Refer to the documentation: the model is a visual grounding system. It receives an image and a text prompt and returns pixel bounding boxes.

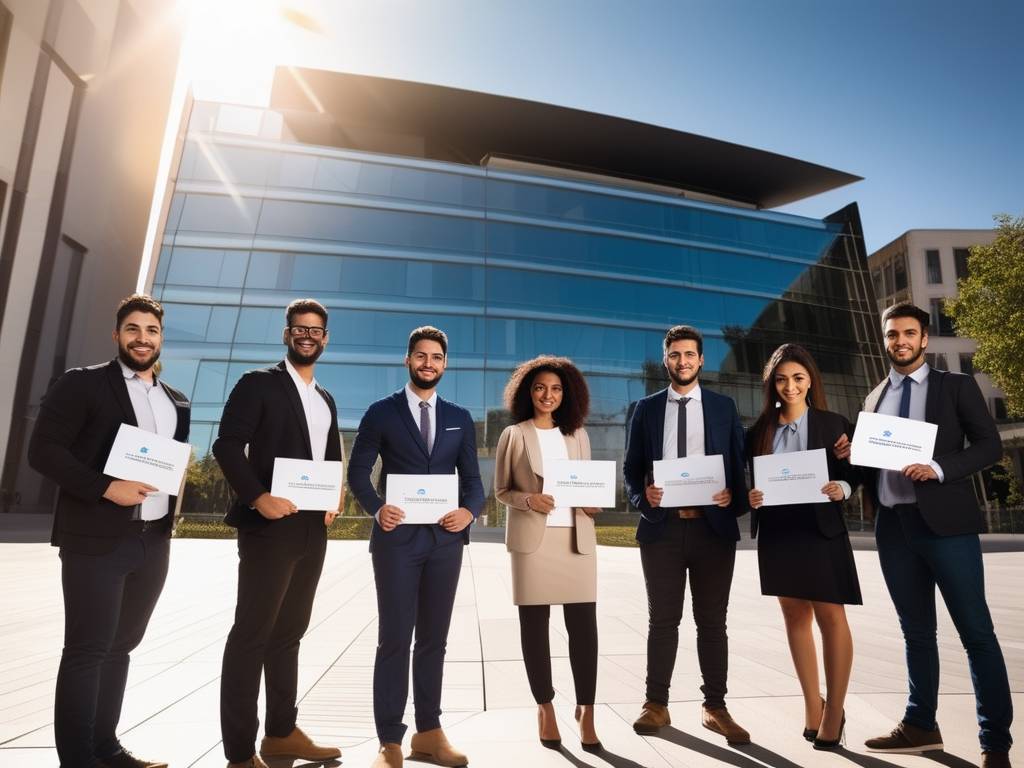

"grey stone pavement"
[0,533,1020,768]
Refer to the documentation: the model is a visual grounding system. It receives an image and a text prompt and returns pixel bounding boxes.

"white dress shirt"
[876,362,944,507]
[662,384,705,460]
[405,383,438,450]
[119,361,177,520]
[284,358,332,462]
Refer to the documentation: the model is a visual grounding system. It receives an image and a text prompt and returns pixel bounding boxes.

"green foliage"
[945,214,1024,416]
[989,456,1024,508]
[181,452,234,517]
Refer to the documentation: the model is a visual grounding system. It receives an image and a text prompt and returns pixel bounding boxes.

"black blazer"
[746,408,858,539]
[213,361,343,529]
[860,368,1001,536]
[28,359,191,554]
[347,389,485,550]
[623,386,747,544]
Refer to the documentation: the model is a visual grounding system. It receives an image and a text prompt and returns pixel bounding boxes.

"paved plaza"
[1,536,1020,768]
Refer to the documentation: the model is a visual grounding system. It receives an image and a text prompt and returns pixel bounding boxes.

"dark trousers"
[876,505,1013,753]
[220,514,328,762]
[519,602,598,705]
[55,524,170,768]
[639,516,736,708]
[372,529,463,744]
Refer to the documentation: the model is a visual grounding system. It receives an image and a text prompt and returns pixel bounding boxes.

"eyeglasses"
[287,325,327,339]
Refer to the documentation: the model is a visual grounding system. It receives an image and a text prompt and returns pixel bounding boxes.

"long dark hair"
[749,344,828,457]
[503,355,589,435]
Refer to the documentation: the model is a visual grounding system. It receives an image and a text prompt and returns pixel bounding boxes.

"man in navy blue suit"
[623,325,750,744]
[348,326,484,768]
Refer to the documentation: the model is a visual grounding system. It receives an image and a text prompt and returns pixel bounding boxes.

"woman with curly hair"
[746,343,862,751]
[494,355,602,753]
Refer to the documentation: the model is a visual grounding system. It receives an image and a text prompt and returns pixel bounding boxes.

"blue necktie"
[779,422,799,453]
[419,401,432,453]
[898,378,912,419]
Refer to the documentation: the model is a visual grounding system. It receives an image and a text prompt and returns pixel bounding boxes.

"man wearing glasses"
[214,299,344,768]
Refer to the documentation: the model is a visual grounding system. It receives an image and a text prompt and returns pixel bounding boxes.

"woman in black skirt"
[747,343,861,751]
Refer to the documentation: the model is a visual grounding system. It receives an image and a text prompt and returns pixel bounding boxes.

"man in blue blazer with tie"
[623,325,750,744]
[348,326,484,768]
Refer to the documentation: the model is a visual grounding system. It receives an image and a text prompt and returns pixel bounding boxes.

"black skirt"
[756,503,862,605]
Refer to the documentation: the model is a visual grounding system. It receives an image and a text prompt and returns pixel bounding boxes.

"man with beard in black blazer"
[838,303,1013,768]
[29,294,190,768]
[213,299,344,768]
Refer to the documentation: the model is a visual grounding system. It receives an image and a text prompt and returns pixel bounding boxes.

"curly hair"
[503,355,590,434]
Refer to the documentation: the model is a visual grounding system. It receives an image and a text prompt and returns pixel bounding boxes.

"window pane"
[959,353,974,376]
[926,249,942,283]
[954,248,970,280]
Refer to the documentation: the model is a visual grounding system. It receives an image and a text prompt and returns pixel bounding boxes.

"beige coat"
[494,420,596,556]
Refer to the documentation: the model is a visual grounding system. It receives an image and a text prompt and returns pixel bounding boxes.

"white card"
[652,454,726,507]
[542,459,617,508]
[103,423,191,495]
[850,411,938,471]
[386,473,459,524]
[754,448,830,506]
[271,458,344,510]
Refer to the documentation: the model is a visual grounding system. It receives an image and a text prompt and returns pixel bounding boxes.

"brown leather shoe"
[226,757,268,768]
[702,706,751,744]
[982,752,1011,768]
[372,743,403,768]
[408,728,468,766]
[633,701,671,734]
[260,725,341,760]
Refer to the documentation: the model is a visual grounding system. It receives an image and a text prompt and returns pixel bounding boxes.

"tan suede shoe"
[372,743,403,768]
[226,756,268,768]
[702,706,751,744]
[408,728,468,767]
[259,726,341,760]
[633,701,671,734]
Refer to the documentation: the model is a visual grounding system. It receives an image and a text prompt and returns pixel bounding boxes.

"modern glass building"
[147,68,884,521]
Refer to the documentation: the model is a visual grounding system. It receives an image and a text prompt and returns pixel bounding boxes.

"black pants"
[639,516,736,708]
[220,514,327,763]
[519,603,598,705]
[55,523,170,768]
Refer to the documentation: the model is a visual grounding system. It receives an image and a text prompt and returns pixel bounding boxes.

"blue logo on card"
[417,488,426,495]
[139,446,149,454]
[680,472,690,478]
[570,474,578,480]
[883,430,893,438]
[300,475,310,481]
[781,468,791,475]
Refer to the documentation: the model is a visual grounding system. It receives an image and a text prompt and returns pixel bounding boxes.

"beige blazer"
[494,420,596,555]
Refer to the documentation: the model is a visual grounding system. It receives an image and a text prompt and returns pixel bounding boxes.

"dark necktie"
[675,397,690,458]
[898,378,912,419]
[419,401,432,453]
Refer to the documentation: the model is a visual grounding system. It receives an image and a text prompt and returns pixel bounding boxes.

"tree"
[945,214,1024,416]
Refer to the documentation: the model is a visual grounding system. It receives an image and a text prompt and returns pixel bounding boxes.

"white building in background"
[869,228,1024,502]
[0,0,184,514]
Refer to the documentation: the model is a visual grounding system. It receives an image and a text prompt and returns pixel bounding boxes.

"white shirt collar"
[889,362,930,387]
[284,357,317,389]
[405,382,438,409]
[118,359,157,386]
[667,383,702,402]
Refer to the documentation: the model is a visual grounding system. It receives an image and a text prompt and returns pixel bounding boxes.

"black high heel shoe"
[803,697,825,741]
[538,705,561,750]
[575,705,603,753]
[812,712,846,751]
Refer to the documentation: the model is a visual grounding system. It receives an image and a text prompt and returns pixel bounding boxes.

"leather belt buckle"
[677,508,703,519]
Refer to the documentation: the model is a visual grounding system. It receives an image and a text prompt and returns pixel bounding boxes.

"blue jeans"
[876,504,1013,753]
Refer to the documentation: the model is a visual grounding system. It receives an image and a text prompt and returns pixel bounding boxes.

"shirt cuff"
[929,460,945,483]
[837,480,852,500]
[375,507,383,523]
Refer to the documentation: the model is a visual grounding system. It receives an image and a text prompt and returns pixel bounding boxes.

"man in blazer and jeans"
[623,324,750,744]
[844,303,1012,768]
[348,326,484,768]
[29,294,190,768]
[214,299,343,768]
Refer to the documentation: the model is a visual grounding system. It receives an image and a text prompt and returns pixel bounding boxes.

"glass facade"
[150,101,884,520]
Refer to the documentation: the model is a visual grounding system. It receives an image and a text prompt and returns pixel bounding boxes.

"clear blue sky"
[193,0,1024,253]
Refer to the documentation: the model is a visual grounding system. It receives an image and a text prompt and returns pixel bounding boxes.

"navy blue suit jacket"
[348,389,485,550]
[623,386,747,544]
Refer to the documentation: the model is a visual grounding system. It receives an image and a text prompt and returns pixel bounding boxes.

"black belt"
[880,503,919,513]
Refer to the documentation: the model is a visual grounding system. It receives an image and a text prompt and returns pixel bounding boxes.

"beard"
[118,342,160,372]
[287,339,324,366]
[886,344,924,368]
[408,364,443,391]
[667,364,700,388]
